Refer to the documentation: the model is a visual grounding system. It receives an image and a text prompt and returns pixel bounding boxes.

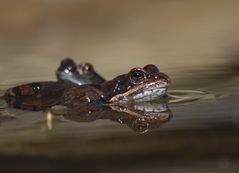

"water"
[1,0,239,172]
[0,64,239,173]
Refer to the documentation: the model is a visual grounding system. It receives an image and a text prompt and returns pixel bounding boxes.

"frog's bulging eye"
[59,58,77,73]
[129,68,147,84]
[144,64,159,74]
[84,64,93,72]
[132,118,149,133]
[79,63,94,75]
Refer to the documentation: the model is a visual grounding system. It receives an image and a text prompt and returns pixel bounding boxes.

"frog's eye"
[84,63,93,72]
[144,64,159,74]
[59,58,77,73]
[132,118,149,133]
[79,63,94,74]
[129,68,147,84]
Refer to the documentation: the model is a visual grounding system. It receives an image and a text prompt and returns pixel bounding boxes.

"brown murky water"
[1,1,239,172]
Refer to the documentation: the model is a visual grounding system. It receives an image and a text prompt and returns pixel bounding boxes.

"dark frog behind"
[1,63,170,111]
[56,58,105,85]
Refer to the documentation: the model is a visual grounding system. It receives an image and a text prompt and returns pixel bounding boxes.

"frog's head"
[56,58,86,85]
[56,58,105,85]
[102,64,170,103]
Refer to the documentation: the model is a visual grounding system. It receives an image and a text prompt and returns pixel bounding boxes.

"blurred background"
[1,1,239,172]
[1,0,239,81]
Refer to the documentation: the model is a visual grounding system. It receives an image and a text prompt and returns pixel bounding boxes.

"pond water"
[0,64,239,173]
[1,0,239,172]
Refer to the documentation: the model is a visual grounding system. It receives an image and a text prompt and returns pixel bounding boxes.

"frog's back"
[2,81,104,111]
[3,81,74,111]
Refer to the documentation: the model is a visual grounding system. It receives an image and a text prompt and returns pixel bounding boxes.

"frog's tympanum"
[56,58,105,85]
[2,63,170,111]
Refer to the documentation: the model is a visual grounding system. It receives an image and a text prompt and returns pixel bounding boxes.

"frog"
[1,63,170,111]
[51,101,172,133]
[56,58,105,85]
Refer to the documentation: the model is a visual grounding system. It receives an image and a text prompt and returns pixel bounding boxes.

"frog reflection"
[51,101,172,133]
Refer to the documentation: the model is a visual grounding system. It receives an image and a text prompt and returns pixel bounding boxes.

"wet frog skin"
[2,64,170,111]
[56,58,105,85]
[101,64,170,103]
[3,82,73,110]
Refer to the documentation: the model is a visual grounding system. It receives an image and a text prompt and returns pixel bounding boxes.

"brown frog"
[1,64,170,111]
[51,101,172,133]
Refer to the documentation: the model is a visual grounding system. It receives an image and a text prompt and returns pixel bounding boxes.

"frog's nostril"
[163,79,170,84]
[153,74,169,83]
[158,73,170,84]
[165,77,171,83]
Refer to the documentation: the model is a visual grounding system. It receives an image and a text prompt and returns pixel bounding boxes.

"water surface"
[0,65,238,173]
[1,0,239,172]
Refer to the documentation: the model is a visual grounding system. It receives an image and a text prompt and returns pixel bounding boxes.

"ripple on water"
[168,89,216,104]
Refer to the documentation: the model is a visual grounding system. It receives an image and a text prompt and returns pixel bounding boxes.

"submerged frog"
[1,64,170,111]
[56,58,105,85]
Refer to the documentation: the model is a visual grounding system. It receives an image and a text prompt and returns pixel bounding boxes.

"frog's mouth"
[132,102,169,116]
[111,101,170,117]
[109,80,169,103]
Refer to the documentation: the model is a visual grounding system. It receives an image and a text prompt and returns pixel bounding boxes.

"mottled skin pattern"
[0,59,172,132]
[3,82,72,111]
[1,63,170,111]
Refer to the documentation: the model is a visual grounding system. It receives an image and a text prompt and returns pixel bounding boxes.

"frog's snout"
[152,72,170,86]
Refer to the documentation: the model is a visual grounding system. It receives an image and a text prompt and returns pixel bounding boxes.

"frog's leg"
[61,85,106,109]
